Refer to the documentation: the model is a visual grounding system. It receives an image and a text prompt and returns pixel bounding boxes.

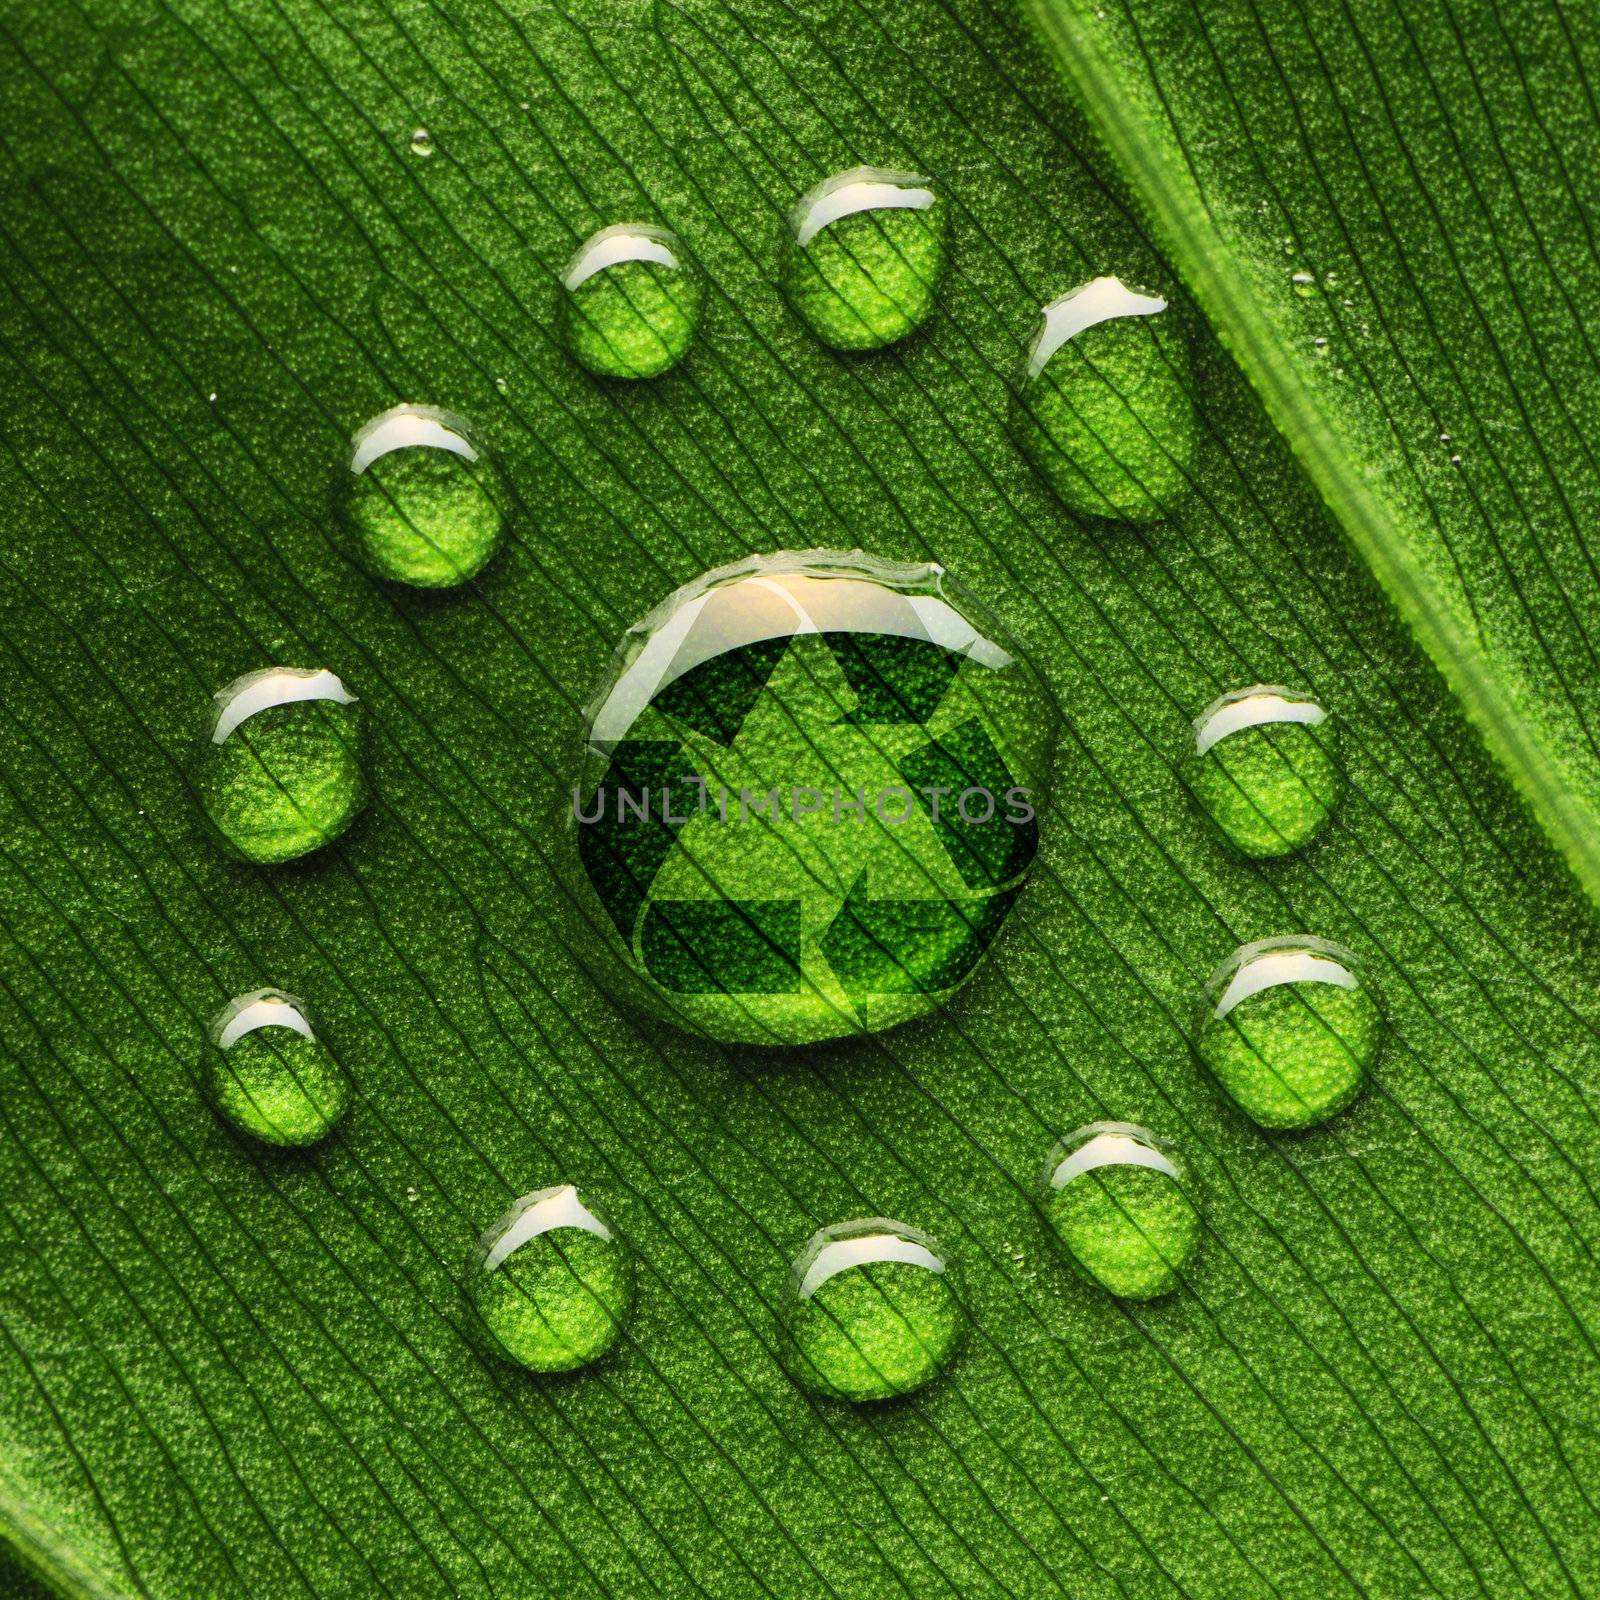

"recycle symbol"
[576,630,1038,1020]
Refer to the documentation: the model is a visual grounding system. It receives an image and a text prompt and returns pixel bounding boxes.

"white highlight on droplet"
[1027,275,1167,379]
[211,987,315,1051]
[563,224,681,291]
[1212,939,1358,1019]
[796,1219,945,1300]
[586,550,1012,751]
[1049,1123,1178,1189]
[482,1184,613,1271]
[791,166,935,249]
[209,667,356,746]
[349,404,478,475]
[1193,685,1326,757]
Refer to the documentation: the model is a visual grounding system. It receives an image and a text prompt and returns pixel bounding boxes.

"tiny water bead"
[345,404,508,588]
[1011,275,1198,523]
[206,989,347,1147]
[567,548,1055,1045]
[469,1186,635,1374]
[409,127,434,158]
[785,1219,962,1403]
[1182,685,1340,859]
[782,167,949,352]
[1039,1123,1199,1301]
[196,667,367,864]
[1196,936,1383,1130]
[558,224,704,380]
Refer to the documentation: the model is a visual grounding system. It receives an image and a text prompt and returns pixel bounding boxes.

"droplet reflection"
[558,223,703,380]
[1011,274,1197,523]
[782,167,948,351]
[207,988,347,1147]
[1183,684,1340,858]
[785,1218,962,1402]
[468,1185,635,1373]
[1195,936,1382,1129]
[196,667,367,864]
[1039,1122,1198,1300]
[345,404,508,588]
[567,548,1055,1045]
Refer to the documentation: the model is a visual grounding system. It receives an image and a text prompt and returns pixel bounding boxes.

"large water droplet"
[207,988,347,1147]
[345,404,508,588]
[1011,275,1197,523]
[1183,684,1339,858]
[1039,1122,1198,1300]
[785,1218,962,1402]
[558,223,704,380]
[782,167,949,352]
[468,1185,635,1373]
[196,667,367,864]
[566,549,1055,1045]
[1195,936,1382,1129]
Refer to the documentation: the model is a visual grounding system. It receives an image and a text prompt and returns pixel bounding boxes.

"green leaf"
[1022,0,1600,907]
[2,0,1599,1596]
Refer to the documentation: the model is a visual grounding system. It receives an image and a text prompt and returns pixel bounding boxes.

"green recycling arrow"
[818,871,1020,1000]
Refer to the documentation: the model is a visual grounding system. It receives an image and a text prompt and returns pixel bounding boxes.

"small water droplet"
[494,376,508,393]
[345,404,508,588]
[1439,431,1452,445]
[782,166,948,352]
[1291,270,1315,295]
[785,1218,962,1402]
[1182,684,1339,858]
[1450,453,1463,467]
[558,223,703,379]
[1039,1122,1199,1299]
[1011,275,1197,523]
[207,989,347,1146]
[1312,337,1329,355]
[469,1185,635,1373]
[1195,936,1383,1129]
[410,127,434,158]
[567,549,1054,1044]
[196,668,366,864]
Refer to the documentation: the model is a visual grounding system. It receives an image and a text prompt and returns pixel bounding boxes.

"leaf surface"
[1024,0,1600,902]
[1,1,1599,1597]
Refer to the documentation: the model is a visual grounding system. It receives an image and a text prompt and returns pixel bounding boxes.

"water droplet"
[1011,276,1197,523]
[781,166,949,352]
[558,223,704,380]
[1195,936,1382,1129]
[785,1218,962,1402]
[1182,684,1339,858]
[410,127,434,158]
[567,549,1055,1045]
[1039,1122,1199,1300]
[207,989,347,1146]
[1312,336,1329,355]
[494,376,508,393]
[195,667,367,864]
[468,1185,635,1373]
[1291,270,1315,293]
[345,404,508,588]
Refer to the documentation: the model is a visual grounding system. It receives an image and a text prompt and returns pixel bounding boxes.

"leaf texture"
[1023,0,1600,905]
[1,0,1599,1596]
